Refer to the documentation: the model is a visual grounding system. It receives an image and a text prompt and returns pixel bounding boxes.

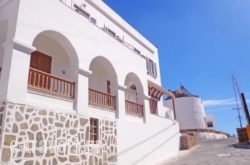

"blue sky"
[104,0,250,135]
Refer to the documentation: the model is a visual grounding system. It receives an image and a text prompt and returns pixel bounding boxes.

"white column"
[143,97,151,123]
[76,69,92,116]
[117,85,126,119]
[0,41,14,101]
[5,40,35,103]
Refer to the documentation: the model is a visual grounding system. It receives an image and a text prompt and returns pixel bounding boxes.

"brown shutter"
[30,51,52,74]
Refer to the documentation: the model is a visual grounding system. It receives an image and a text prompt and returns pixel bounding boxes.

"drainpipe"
[240,93,250,125]
[172,97,177,120]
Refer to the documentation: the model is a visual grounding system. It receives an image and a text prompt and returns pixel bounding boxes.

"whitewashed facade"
[0,0,180,164]
[165,96,207,130]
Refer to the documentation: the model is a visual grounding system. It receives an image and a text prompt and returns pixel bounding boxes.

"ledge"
[13,39,36,54]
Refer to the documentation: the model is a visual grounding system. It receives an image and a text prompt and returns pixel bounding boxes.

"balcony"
[125,100,143,117]
[89,88,116,110]
[28,68,75,99]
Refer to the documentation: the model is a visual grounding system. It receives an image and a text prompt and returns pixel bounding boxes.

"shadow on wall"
[118,123,180,165]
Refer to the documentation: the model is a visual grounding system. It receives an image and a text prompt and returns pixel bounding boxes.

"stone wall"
[180,134,197,150]
[0,102,117,165]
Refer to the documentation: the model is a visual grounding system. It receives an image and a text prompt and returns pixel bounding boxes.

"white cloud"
[203,97,250,107]
[203,98,237,107]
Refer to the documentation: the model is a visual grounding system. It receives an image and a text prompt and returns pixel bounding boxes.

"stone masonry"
[0,102,117,165]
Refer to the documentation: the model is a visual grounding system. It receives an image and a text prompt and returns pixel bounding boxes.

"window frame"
[146,58,157,78]
[90,118,99,144]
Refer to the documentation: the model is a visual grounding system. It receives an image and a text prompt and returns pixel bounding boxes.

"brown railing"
[89,88,116,110]
[28,68,75,98]
[125,100,143,117]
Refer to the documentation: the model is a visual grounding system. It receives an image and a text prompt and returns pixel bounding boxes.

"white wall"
[165,97,207,130]
[197,132,228,142]
[117,116,180,165]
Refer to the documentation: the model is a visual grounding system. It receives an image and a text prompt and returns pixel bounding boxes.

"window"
[149,98,158,115]
[133,47,141,55]
[207,121,214,128]
[146,58,157,78]
[107,28,116,37]
[90,118,99,143]
[74,4,90,19]
[116,36,123,43]
[90,17,96,24]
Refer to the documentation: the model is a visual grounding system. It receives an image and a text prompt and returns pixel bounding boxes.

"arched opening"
[28,30,79,99]
[89,56,118,110]
[124,73,144,117]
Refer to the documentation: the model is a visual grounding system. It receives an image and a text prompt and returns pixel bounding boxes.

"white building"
[0,0,180,164]
[164,85,228,141]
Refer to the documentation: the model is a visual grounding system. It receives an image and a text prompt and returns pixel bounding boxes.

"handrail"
[125,100,143,117]
[89,88,116,110]
[28,68,75,99]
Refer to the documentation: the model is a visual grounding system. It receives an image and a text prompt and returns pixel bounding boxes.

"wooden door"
[30,51,52,73]
[30,51,52,90]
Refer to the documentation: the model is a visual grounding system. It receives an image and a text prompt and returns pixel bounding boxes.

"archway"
[29,30,79,98]
[124,72,144,117]
[89,56,118,110]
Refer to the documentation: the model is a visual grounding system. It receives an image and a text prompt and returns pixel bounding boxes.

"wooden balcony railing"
[125,100,144,117]
[89,88,116,110]
[28,68,75,98]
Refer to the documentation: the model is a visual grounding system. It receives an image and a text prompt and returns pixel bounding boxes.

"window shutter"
[146,58,150,74]
[153,62,157,78]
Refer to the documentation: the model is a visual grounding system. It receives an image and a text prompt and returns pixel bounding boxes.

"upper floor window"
[107,28,116,37]
[146,58,157,78]
[90,17,97,24]
[74,4,90,19]
[133,47,141,55]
